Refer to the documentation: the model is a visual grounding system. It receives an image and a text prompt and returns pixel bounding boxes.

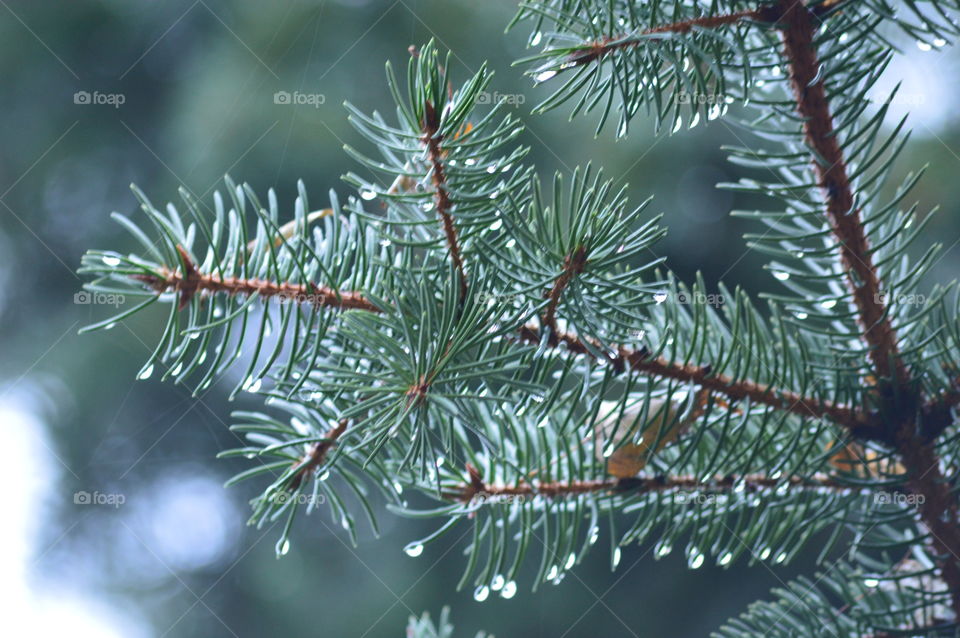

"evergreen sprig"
[77,0,960,633]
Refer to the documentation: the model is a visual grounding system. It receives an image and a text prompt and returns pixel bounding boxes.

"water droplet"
[773,271,790,281]
[612,547,622,568]
[565,552,576,570]
[213,306,223,318]
[277,539,290,556]
[505,239,516,249]
[500,580,517,599]
[531,32,542,46]
[404,542,424,557]
[319,470,330,481]
[380,239,392,247]
[420,201,435,212]
[688,112,700,129]
[535,70,557,83]
[103,322,117,331]
[246,378,262,393]
[718,552,733,566]
[617,120,628,138]
[820,299,837,309]
[839,33,849,43]
[759,546,772,560]
[170,362,183,376]
[102,255,121,267]
[588,527,599,545]
[864,577,880,588]
[137,364,154,380]
[360,189,377,201]
[934,38,947,48]
[491,574,505,591]
[474,585,490,602]
[775,552,787,564]
[688,551,705,569]
[489,219,503,231]
[546,565,559,580]
[486,165,497,174]
[708,104,721,120]
[655,540,673,558]
[393,481,403,494]
[671,116,683,134]
[917,40,932,51]
[653,292,668,304]
[795,312,808,320]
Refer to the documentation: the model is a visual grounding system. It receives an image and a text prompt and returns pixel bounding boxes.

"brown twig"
[777,0,906,388]
[287,419,349,492]
[133,245,379,313]
[444,465,850,503]
[563,7,775,67]
[421,100,469,301]
[542,245,588,337]
[516,324,867,429]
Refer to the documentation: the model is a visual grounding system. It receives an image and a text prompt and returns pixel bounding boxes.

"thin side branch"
[422,100,469,301]
[542,244,588,337]
[563,7,776,67]
[517,324,867,429]
[133,245,379,313]
[288,419,349,492]
[444,463,850,503]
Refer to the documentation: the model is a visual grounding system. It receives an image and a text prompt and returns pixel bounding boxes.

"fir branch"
[542,244,588,337]
[516,324,866,428]
[126,254,863,431]
[444,463,850,503]
[563,6,776,68]
[125,249,863,431]
[287,419,348,492]
[421,100,469,302]
[133,245,379,313]
[773,0,959,615]
[776,0,907,387]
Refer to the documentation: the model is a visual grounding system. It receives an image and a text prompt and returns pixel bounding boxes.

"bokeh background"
[2,1,959,636]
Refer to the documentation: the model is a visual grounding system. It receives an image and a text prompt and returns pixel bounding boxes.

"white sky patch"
[869,44,959,136]
[0,391,147,638]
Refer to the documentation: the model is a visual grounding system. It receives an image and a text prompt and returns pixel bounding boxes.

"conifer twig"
[421,100,469,301]
[444,464,851,503]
